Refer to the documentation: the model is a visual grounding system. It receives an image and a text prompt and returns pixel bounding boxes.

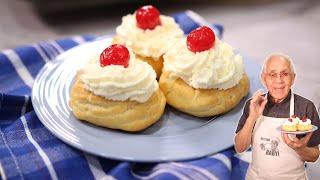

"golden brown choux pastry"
[159,72,249,117]
[69,77,166,132]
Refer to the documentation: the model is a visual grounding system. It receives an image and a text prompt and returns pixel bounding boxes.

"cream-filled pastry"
[282,115,313,132]
[69,44,166,132]
[159,26,249,117]
[113,5,184,78]
[297,116,312,131]
[282,117,298,132]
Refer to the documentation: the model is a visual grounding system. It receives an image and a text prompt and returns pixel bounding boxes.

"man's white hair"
[262,53,296,74]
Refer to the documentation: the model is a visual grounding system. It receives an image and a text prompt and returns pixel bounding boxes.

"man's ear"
[261,73,267,87]
[291,73,296,84]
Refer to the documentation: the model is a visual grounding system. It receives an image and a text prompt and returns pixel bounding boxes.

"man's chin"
[270,91,288,102]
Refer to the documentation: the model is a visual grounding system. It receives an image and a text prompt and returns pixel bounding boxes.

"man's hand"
[235,90,268,153]
[248,90,268,121]
[281,132,312,151]
[281,132,320,162]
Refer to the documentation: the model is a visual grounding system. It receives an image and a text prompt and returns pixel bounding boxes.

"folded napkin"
[0,11,249,180]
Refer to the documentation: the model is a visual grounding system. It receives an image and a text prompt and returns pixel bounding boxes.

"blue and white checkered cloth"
[0,11,250,180]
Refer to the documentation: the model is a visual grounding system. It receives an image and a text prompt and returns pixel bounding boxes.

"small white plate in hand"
[277,125,318,134]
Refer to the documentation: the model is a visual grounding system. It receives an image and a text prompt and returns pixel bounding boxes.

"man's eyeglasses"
[265,72,292,80]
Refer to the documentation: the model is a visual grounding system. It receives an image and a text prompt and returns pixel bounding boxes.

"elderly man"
[234,54,320,180]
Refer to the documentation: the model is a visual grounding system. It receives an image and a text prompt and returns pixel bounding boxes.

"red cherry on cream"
[301,116,307,122]
[135,5,161,30]
[288,118,293,122]
[100,44,130,68]
[187,26,215,53]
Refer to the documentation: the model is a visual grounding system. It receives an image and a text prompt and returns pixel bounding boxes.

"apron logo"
[259,137,280,156]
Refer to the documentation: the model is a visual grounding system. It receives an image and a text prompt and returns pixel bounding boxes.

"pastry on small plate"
[282,117,298,132]
[159,26,249,117]
[113,5,184,78]
[69,44,166,132]
[297,116,312,131]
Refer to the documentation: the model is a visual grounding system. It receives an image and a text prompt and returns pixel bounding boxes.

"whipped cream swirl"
[283,119,297,126]
[292,117,301,124]
[298,118,311,125]
[115,14,184,59]
[163,38,245,90]
[79,50,158,103]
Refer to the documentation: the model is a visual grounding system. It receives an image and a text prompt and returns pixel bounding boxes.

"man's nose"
[274,75,284,83]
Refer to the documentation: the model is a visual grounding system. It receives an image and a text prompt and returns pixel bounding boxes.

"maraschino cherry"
[187,26,215,53]
[136,5,161,30]
[100,44,130,68]
[301,116,307,122]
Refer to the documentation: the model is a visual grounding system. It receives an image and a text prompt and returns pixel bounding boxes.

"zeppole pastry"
[112,5,184,78]
[282,117,298,132]
[69,44,166,132]
[297,116,312,131]
[282,115,312,132]
[159,26,249,117]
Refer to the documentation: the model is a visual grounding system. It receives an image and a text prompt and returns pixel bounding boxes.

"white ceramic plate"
[278,125,318,135]
[32,38,263,162]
